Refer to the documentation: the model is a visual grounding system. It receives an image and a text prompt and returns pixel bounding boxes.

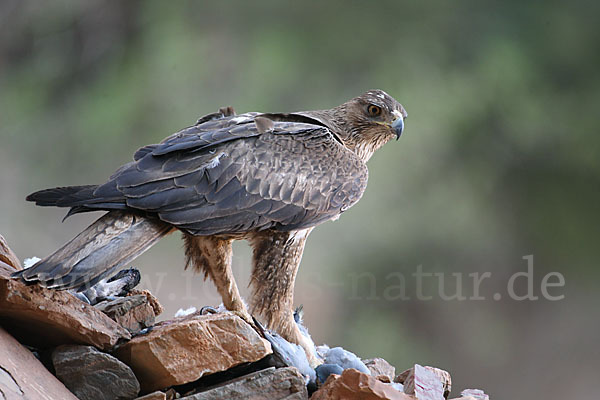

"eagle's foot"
[269,311,323,368]
[301,336,323,369]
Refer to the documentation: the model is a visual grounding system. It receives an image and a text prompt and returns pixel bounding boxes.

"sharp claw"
[199,305,218,315]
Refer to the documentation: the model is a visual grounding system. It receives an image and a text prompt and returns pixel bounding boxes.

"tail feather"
[13,211,174,291]
[27,185,127,219]
[26,185,100,206]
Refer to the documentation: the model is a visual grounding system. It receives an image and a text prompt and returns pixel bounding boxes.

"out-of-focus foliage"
[1,1,598,398]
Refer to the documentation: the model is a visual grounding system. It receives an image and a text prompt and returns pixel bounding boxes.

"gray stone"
[52,344,140,400]
[181,367,308,400]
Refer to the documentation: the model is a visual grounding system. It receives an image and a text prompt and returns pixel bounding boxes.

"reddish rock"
[0,235,20,270]
[0,326,78,400]
[376,375,392,383]
[114,311,272,393]
[129,289,164,316]
[364,358,396,382]
[181,367,307,399]
[311,368,412,400]
[95,295,156,334]
[0,261,16,275]
[0,264,130,351]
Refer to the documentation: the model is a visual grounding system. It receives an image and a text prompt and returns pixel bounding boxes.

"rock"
[311,368,412,400]
[181,367,307,399]
[450,396,488,400]
[427,367,451,398]
[130,289,164,316]
[0,326,78,400]
[459,389,489,400]
[364,358,396,382]
[114,311,272,393]
[95,295,156,334]
[0,262,17,277]
[0,235,20,270]
[396,364,448,400]
[0,265,131,350]
[52,345,140,400]
[136,392,167,400]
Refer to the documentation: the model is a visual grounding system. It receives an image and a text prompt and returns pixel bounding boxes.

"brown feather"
[20,91,407,367]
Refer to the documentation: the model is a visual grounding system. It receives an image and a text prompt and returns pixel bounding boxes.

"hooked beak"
[391,110,405,140]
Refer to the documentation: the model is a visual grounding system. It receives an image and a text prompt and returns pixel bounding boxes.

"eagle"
[14,90,407,366]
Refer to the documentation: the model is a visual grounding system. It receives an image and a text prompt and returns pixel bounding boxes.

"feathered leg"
[183,234,251,322]
[248,228,320,366]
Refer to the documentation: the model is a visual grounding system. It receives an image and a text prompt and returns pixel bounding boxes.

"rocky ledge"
[0,235,489,400]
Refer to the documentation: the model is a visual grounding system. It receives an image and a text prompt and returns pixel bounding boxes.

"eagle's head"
[292,89,406,162]
[331,89,407,161]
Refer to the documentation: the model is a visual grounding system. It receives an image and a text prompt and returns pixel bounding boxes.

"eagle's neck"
[299,109,392,163]
[348,134,393,162]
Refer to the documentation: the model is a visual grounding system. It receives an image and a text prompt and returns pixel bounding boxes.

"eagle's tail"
[26,185,99,207]
[26,185,128,219]
[12,211,174,291]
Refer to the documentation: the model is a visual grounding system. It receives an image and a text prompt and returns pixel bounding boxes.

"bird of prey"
[14,90,407,365]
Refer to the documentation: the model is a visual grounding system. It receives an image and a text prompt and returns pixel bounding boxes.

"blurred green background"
[1,1,598,398]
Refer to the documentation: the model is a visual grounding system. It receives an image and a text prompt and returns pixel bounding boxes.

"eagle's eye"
[367,104,382,117]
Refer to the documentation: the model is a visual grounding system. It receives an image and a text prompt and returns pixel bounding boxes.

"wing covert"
[99,115,368,235]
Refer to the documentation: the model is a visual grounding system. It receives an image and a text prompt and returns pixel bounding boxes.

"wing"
[92,113,368,235]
